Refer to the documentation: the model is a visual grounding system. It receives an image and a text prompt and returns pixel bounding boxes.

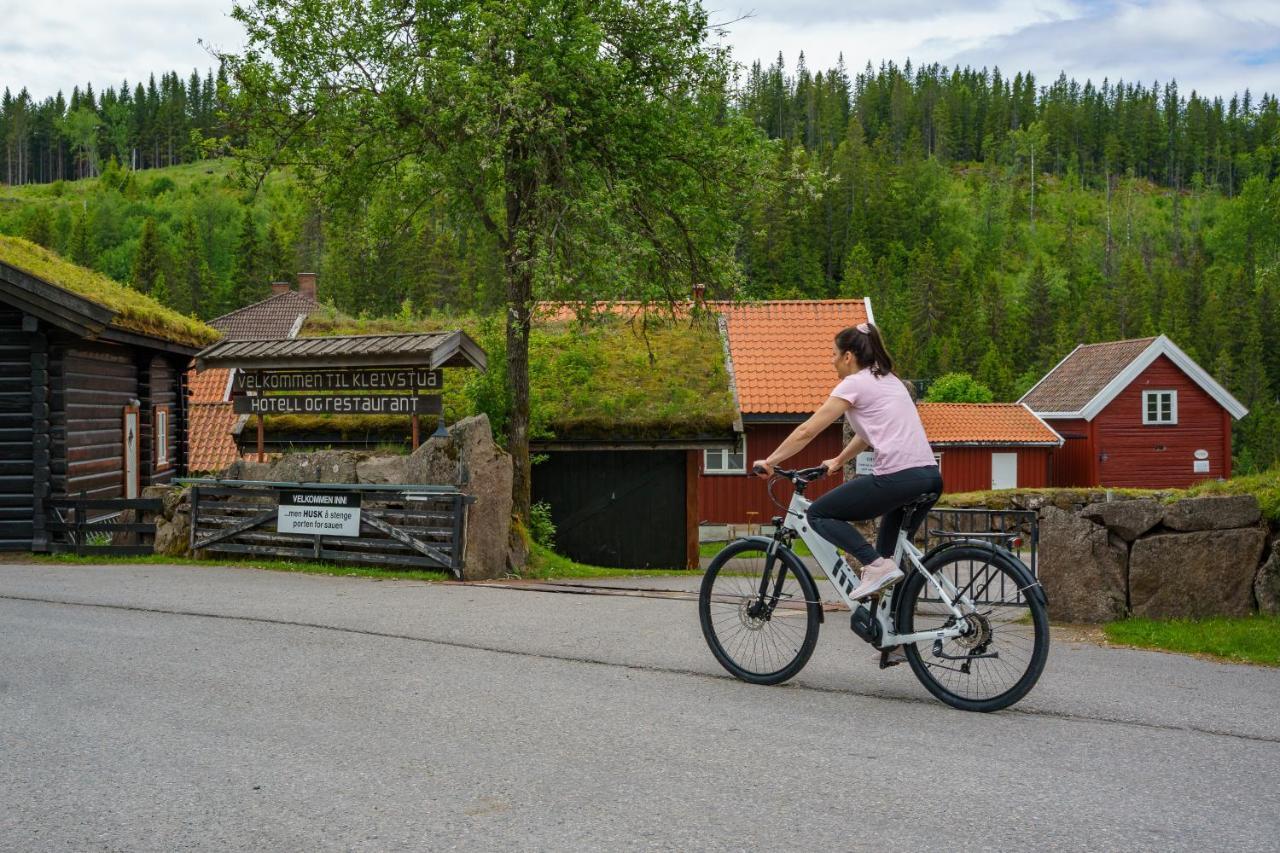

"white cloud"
[1,0,1276,103]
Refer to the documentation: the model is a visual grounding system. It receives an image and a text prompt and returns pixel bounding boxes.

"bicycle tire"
[698,539,822,685]
[896,544,1049,712]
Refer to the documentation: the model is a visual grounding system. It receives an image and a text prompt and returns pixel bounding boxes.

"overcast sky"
[2,1,1278,103]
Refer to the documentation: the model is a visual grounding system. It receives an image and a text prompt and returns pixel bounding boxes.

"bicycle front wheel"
[896,545,1049,712]
[698,539,821,685]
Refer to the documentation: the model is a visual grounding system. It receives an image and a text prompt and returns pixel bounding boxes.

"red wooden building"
[917,403,1063,493]
[1020,335,1247,489]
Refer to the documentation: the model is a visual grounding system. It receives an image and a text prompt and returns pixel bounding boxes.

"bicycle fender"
[723,536,825,624]
[920,540,1047,608]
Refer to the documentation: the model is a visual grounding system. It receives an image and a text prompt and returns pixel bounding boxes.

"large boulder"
[153,510,191,557]
[1162,495,1261,532]
[1129,527,1267,618]
[1036,505,1128,623]
[1080,499,1164,542]
[356,455,409,485]
[267,450,360,484]
[221,459,274,480]
[1255,539,1280,616]
[406,415,514,581]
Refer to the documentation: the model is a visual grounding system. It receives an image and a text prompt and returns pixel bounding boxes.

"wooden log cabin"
[0,236,219,551]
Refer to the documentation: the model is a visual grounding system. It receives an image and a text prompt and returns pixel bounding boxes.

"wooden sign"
[277,490,362,537]
[235,368,442,393]
[234,394,443,416]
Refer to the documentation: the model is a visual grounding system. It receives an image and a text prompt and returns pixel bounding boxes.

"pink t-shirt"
[831,370,936,476]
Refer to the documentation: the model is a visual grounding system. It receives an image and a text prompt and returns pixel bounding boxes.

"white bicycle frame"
[778,491,975,647]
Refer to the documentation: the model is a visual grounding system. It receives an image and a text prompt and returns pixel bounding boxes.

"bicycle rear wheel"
[698,539,821,685]
[896,545,1049,712]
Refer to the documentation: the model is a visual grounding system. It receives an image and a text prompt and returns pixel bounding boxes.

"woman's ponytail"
[835,322,894,378]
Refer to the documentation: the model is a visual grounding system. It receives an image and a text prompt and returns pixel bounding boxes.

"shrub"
[924,372,995,403]
[528,501,557,549]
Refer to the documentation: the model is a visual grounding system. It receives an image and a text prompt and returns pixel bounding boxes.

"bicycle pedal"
[878,646,906,669]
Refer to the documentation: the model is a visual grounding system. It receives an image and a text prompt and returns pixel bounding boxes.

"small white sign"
[1193,459,1210,474]
[1194,449,1209,460]
[855,451,876,476]
[277,490,362,537]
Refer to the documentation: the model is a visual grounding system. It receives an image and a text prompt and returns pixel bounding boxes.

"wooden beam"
[29,319,49,552]
[686,449,699,570]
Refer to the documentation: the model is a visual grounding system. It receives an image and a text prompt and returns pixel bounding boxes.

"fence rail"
[184,480,471,577]
[46,496,163,556]
[919,506,1039,607]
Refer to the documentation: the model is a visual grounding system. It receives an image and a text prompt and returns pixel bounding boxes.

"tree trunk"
[505,260,533,524]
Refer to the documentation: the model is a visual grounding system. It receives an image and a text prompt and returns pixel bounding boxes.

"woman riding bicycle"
[753,322,942,600]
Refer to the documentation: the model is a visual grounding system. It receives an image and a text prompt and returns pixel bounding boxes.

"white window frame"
[704,434,747,475]
[154,405,171,469]
[1142,390,1178,425]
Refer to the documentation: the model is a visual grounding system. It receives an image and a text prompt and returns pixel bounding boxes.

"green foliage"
[1104,616,1280,667]
[924,373,995,403]
[528,501,557,550]
[0,234,218,346]
[1183,465,1280,524]
[130,217,164,294]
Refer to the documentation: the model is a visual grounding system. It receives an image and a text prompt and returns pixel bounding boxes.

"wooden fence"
[185,480,471,576]
[45,496,162,556]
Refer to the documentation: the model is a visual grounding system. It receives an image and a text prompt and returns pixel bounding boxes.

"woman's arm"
[820,433,869,475]
[754,396,848,477]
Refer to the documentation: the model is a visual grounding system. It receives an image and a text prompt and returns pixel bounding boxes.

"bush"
[924,372,995,403]
[529,501,556,548]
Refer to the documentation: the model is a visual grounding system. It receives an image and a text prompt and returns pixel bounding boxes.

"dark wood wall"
[51,340,138,500]
[0,308,34,549]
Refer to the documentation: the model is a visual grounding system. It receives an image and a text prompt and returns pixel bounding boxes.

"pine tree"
[25,206,53,248]
[150,270,170,306]
[68,206,93,266]
[130,217,164,293]
[228,208,266,309]
[173,216,210,316]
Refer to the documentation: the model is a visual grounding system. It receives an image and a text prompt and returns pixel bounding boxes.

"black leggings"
[806,465,943,566]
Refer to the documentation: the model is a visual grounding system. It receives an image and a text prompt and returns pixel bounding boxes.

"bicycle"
[698,465,1049,712]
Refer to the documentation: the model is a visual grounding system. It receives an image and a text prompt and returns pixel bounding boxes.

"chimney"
[297,272,317,300]
[270,281,290,295]
[692,283,706,307]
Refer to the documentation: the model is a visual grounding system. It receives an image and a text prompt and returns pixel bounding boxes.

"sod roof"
[297,308,737,440]
[0,234,218,348]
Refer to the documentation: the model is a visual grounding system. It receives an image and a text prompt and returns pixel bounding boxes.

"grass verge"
[32,546,689,582]
[1103,615,1280,666]
[699,538,813,558]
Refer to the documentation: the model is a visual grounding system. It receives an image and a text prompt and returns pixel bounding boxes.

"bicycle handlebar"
[753,464,830,484]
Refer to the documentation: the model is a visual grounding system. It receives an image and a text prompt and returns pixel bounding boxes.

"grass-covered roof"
[0,234,219,347]
[293,307,737,441]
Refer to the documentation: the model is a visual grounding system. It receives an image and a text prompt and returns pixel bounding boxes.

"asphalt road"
[2,562,1278,851]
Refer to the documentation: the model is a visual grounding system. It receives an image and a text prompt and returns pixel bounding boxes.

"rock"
[1036,506,1128,623]
[153,510,191,557]
[1129,527,1267,618]
[268,450,360,484]
[406,414,515,580]
[1255,540,1280,616]
[142,484,185,519]
[1080,499,1164,542]
[222,459,274,481]
[356,455,409,485]
[1162,495,1261,532]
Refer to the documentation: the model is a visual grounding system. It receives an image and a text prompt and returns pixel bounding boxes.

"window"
[154,405,171,468]
[704,435,746,474]
[1142,390,1177,425]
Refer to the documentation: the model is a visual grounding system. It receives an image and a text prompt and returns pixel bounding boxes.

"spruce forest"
[2,55,1278,471]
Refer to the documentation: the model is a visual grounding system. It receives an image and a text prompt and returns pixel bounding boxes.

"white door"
[991,452,1018,490]
[123,407,140,499]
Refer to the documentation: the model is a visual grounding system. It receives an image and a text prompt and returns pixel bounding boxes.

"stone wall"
[148,414,522,580]
[941,490,1277,622]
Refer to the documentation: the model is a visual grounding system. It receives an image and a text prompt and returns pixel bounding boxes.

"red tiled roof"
[188,403,242,473]
[918,403,1062,445]
[1021,337,1156,413]
[719,300,870,414]
[189,367,230,403]
[210,290,317,339]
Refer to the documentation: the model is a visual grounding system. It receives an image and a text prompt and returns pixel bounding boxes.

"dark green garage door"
[532,450,686,569]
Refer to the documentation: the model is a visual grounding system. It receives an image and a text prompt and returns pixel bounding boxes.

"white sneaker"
[850,557,904,600]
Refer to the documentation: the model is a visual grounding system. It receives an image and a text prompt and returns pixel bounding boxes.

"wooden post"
[28,315,50,552]
[255,370,265,462]
[411,369,420,450]
[686,450,699,570]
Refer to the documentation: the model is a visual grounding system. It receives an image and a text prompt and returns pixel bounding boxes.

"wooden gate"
[187,480,470,576]
[45,496,161,556]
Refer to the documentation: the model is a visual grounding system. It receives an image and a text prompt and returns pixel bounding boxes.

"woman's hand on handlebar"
[819,458,840,476]
[752,460,774,479]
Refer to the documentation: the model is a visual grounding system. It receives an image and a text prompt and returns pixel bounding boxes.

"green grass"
[699,538,813,558]
[1104,615,1280,666]
[32,545,687,582]
[1183,466,1280,524]
[0,234,219,347]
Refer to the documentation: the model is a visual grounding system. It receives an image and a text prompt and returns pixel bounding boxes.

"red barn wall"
[1045,417,1092,486]
[935,447,1053,493]
[1093,355,1229,488]
[698,423,844,524]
